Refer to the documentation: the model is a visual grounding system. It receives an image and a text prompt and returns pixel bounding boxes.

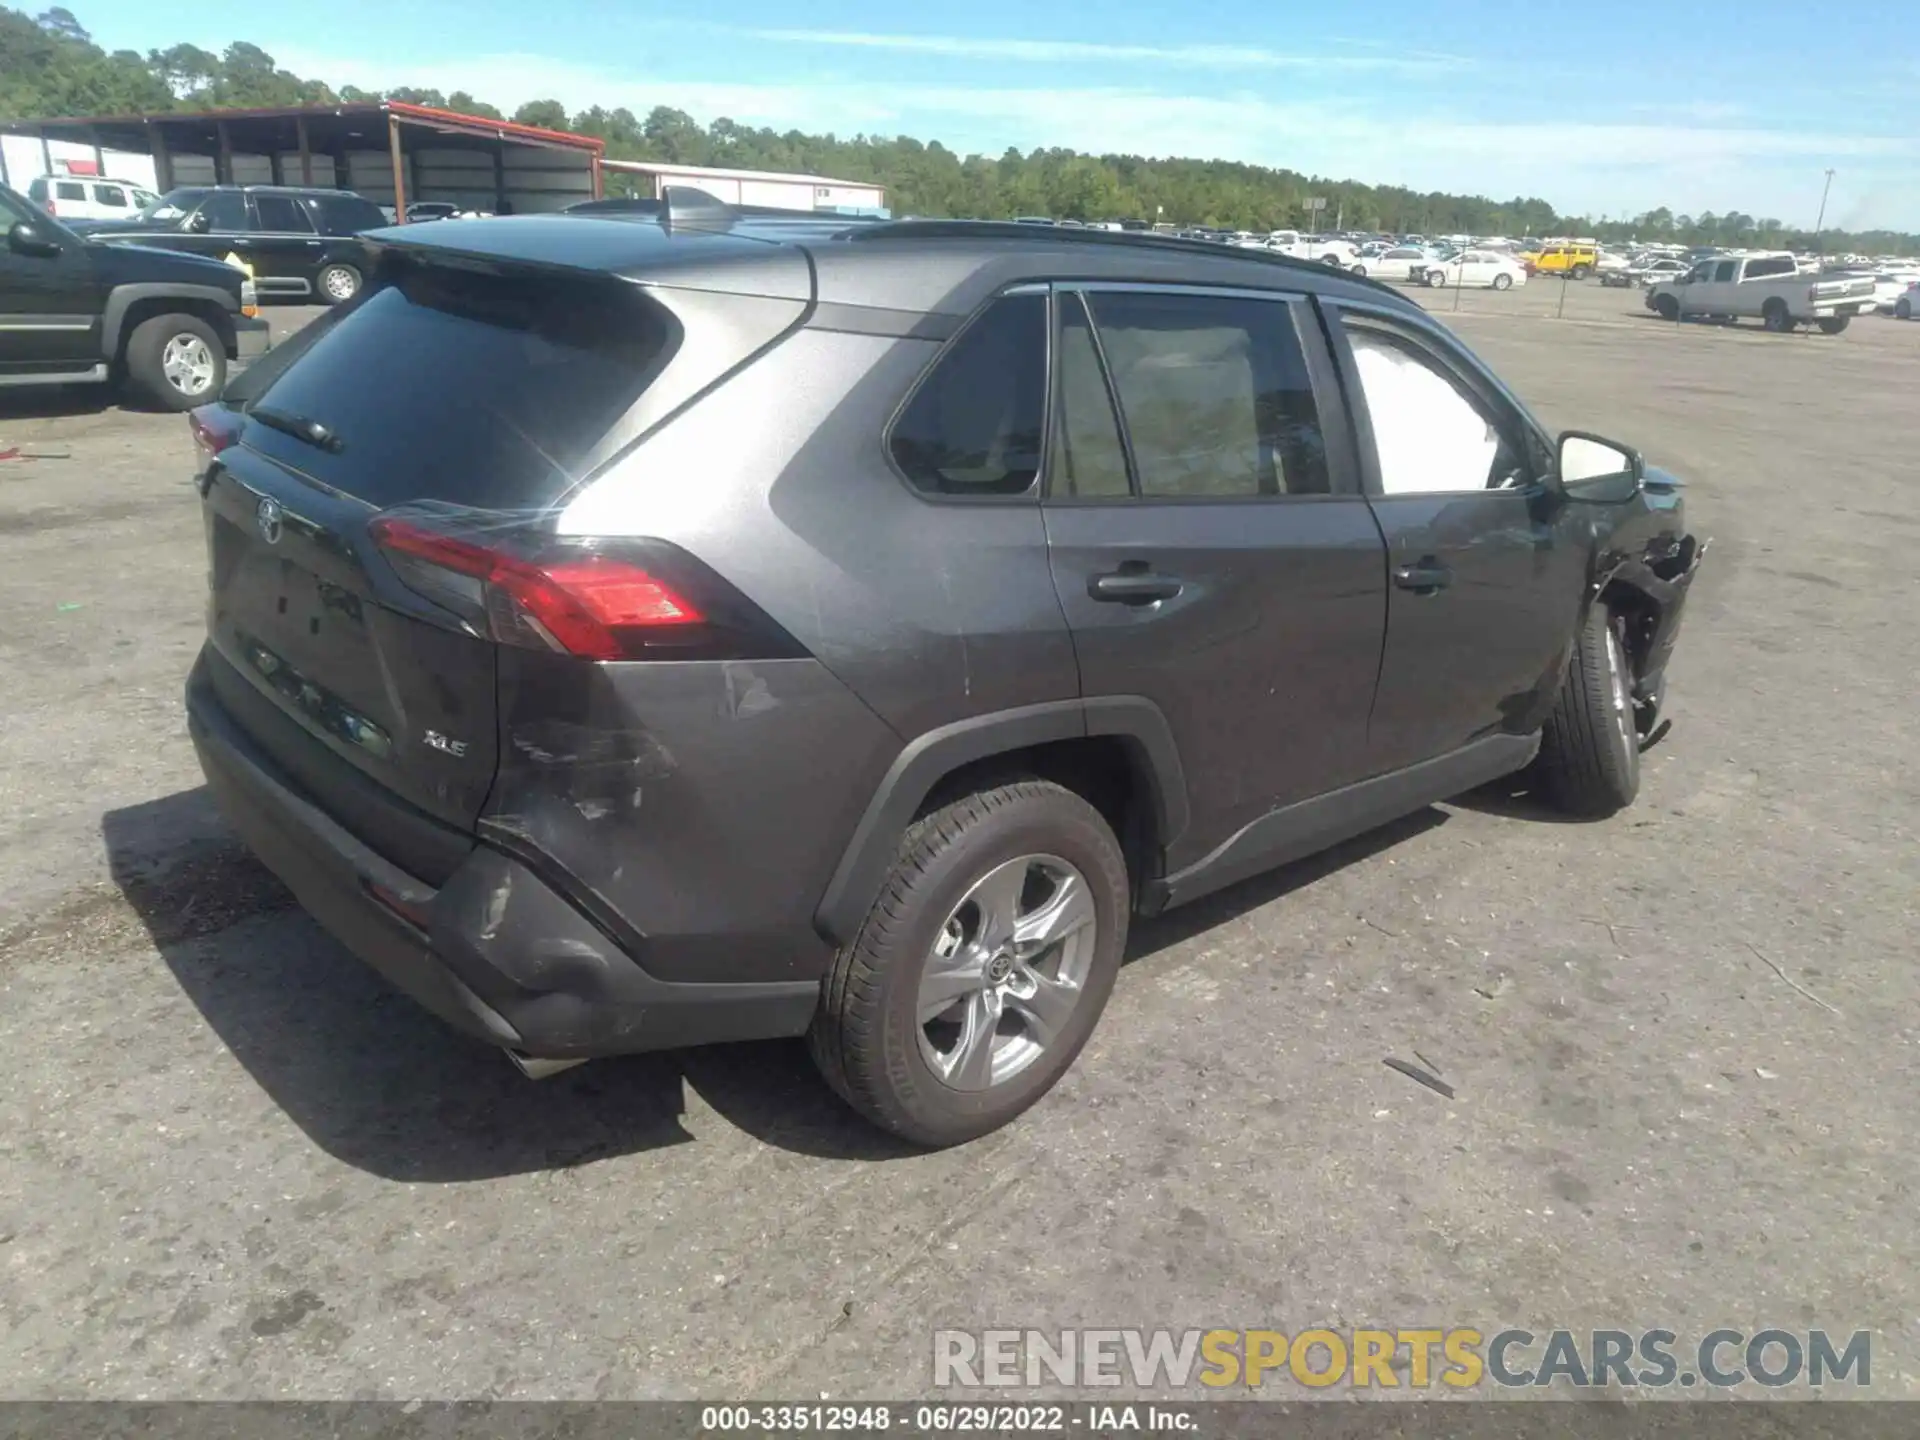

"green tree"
[511,98,568,131]
[446,90,502,120]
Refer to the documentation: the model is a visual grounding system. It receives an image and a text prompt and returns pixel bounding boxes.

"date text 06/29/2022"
[932,1327,1872,1391]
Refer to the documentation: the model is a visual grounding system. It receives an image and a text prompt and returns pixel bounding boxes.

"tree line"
[5,5,1914,253]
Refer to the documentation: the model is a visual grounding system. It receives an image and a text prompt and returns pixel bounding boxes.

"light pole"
[1813,168,1835,251]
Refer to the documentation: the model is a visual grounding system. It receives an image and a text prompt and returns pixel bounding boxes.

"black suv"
[182,200,1703,1145]
[68,184,388,305]
[1,183,269,410]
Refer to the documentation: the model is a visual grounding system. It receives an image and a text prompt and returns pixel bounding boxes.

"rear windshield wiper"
[248,405,345,454]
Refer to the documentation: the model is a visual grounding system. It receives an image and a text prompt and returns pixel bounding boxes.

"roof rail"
[640,185,886,232]
[843,219,1407,298]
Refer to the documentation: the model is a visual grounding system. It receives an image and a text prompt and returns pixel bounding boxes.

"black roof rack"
[843,219,1406,298]
[573,185,885,233]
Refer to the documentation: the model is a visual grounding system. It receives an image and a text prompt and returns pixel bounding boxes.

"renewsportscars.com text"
[933,1328,1871,1390]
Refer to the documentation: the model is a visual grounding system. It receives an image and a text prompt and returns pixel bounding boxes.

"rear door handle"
[1393,559,1452,594]
[1089,570,1183,605]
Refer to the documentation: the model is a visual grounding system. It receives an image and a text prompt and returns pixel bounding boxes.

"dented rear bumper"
[185,649,819,1060]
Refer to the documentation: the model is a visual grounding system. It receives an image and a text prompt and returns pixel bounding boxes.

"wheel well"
[116,296,236,363]
[918,735,1162,895]
[1598,579,1660,678]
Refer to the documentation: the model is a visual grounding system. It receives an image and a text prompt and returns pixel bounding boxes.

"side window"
[254,195,315,232]
[889,292,1045,497]
[1048,292,1130,498]
[55,181,85,202]
[1082,289,1330,497]
[94,184,128,208]
[1685,264,1712,283]
[198,191,249,232]
[1345,322,1529,496]
[309,196,384,235]
[1713,261,1737,282]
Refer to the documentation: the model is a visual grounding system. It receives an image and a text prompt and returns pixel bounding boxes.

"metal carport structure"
[0,101,604,217]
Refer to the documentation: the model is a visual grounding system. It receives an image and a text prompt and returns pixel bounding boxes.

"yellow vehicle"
[1531,243,1600,279]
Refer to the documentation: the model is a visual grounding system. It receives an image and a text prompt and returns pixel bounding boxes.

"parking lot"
[1,281,1916,1400]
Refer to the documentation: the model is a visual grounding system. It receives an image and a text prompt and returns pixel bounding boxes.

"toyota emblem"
[256,496,284,545]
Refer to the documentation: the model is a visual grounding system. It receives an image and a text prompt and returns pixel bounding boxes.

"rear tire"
[1655,294,1680,321]
[1571,264,1592,280]
[1491,272,1513,291]
[1535,604,1641,818]
[1349,263,1368,277]
[316,262,362,305]
[122,313,225,412]
[1762,299,1795,333]
[1817,314,1850,335]
[809,779,1129,1147]
[1896,297,1913,320]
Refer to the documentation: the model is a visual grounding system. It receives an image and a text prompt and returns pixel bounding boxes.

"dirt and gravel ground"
[0,284,1915,1401]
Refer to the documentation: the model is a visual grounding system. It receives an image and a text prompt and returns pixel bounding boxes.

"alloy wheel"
[161,334,216,397]
[916,854,1097,1091]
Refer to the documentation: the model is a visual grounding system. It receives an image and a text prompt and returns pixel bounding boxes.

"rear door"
[246,192,325,298]
[1041,283,1388,874]
[201,254,679,843]
[1322,302,1585,774]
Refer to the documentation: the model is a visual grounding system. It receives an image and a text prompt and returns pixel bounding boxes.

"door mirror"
[7,220,61,258]
[186,210,212,233]
[1558,432,1643,503]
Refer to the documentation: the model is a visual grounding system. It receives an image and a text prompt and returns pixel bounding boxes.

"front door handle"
[1392,559,1452,594]
[1089,570,1183,605]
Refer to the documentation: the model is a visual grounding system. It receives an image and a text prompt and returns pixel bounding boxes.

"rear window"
[56,181,85,201]
[242,259,674,510]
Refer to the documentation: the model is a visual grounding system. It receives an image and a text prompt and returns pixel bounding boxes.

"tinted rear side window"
[244,259,674,510]
[890,293,1045,497]
[309,195,387,235]
[254,195,314,232]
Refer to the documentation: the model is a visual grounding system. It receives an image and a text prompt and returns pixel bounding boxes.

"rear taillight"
[189,405,241,459]
[370,516,708,661]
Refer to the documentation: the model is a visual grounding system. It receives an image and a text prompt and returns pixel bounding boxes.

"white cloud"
[271,48,1920,227]
[737,28,1469,73]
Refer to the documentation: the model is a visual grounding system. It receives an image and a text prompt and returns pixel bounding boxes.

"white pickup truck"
[1644,252,1877,333]
[1251,231,1365,272]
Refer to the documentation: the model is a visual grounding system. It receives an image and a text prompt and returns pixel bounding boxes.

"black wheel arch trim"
[103,283,240,361]
[813,696,1188,945]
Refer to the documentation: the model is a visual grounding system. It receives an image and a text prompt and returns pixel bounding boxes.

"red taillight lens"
[189,405,240,458]
[370,516,704,661]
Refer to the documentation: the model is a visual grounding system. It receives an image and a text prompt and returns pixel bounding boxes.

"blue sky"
[68,0,1920,228]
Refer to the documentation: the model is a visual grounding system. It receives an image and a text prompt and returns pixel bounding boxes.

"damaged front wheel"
[1534,602,1641,817]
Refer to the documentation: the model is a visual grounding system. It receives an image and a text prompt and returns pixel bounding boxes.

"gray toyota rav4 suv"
[184,196,1702,1145]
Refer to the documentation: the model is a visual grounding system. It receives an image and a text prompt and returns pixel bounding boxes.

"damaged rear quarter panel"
[484,647,900,985]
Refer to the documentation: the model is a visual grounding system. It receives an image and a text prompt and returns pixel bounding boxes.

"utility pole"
[1813,168,1835,252]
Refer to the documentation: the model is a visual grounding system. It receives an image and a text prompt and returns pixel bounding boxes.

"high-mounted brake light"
[369,516,704,661]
